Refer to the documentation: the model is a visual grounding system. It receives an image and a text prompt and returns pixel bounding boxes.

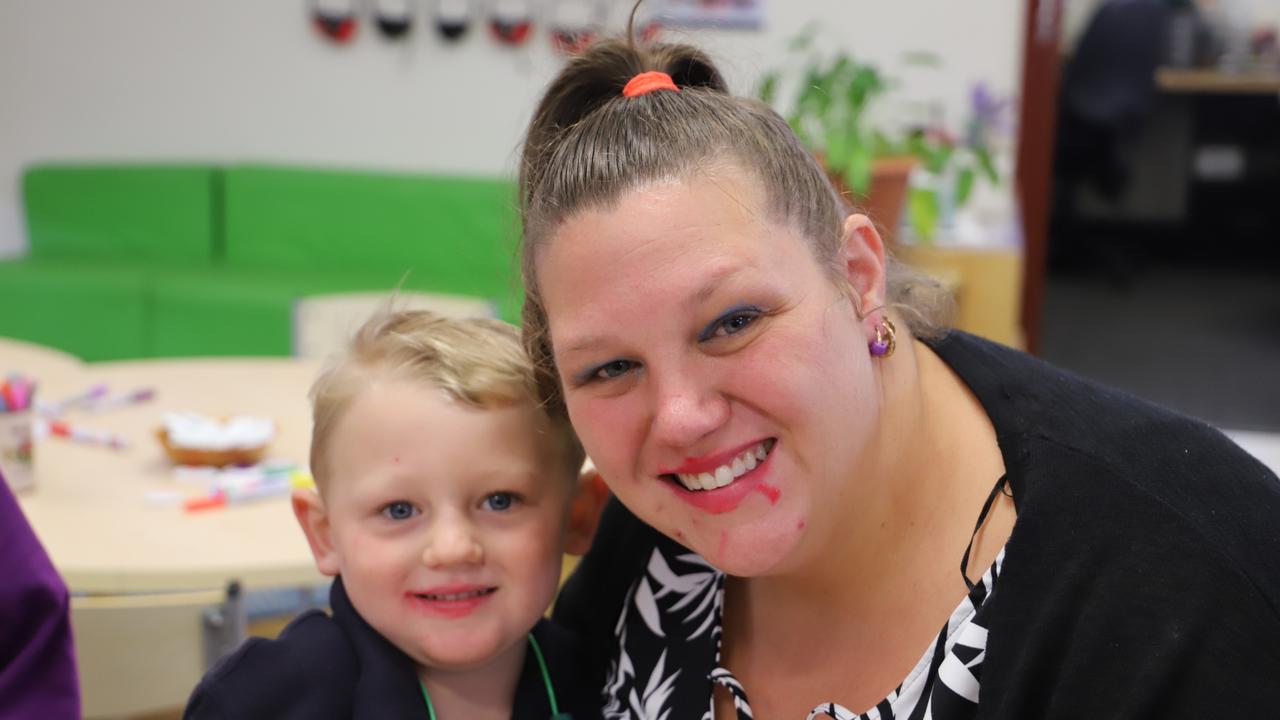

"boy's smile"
[406,583,498,618]
[300,377,576,671]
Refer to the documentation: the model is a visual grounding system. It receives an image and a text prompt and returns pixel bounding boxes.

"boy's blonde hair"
[308,309,585,492]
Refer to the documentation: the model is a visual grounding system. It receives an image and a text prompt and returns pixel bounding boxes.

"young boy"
[185,310,607,719]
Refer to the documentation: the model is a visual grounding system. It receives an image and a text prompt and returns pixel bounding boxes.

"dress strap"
[959,474,1010,592]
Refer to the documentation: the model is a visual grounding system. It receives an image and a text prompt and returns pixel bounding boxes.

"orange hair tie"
[623,71,680,98]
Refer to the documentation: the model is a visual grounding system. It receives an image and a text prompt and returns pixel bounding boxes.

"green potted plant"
[899,82,1006,243]
[757,28,921,244]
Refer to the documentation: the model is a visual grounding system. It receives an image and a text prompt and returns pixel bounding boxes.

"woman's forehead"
[543,175,779,268]
[539,217,821,351]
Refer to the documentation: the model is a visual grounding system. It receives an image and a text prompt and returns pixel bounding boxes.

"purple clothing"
[0,472,80,719]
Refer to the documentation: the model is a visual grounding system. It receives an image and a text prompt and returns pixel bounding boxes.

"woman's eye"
[381,501,418,521]
[703,308,762,340]
[482,492,519,512]
[592,359,637,381]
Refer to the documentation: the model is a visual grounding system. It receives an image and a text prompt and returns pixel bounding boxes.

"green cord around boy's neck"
[417,633,568,719]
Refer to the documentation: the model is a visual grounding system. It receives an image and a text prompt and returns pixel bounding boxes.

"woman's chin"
[687,512,808,577]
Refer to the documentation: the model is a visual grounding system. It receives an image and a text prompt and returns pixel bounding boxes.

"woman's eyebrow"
[560,265,747,355]
[561,334,609,356]
[692,265,744,304]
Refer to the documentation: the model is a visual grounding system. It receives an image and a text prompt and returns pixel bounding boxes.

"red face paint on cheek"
[797,519,806,530]
[755,483,781,505]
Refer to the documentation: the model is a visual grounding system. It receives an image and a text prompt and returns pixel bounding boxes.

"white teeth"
[673,440,773,492]
[714,466,733,488]
[424,589,488,601]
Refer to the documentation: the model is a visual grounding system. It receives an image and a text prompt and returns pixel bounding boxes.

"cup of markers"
[0,375,37,493]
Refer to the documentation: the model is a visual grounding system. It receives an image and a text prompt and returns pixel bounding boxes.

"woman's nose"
[420,517,484,568]
[649,367,730,450]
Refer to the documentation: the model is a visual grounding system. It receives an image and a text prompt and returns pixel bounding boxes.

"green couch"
[0,164,522,360]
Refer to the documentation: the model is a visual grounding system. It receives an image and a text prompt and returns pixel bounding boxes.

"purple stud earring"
[870,317,896,358]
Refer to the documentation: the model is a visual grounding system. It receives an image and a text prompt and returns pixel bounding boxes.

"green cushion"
[221,166,520,295]
[0,259,151,361]
[23,165,218,264]
[147,266,517,358]
[150,268,334,358]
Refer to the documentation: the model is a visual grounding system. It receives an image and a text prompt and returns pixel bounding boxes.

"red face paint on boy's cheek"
[755,483,781,505]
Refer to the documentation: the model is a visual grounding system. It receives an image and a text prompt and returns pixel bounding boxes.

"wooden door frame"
[1016,0,1063,354]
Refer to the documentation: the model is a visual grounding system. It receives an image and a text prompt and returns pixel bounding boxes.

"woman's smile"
[657,438,779,514]
[538,172,883,576]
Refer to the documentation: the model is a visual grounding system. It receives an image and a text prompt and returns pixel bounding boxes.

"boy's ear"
[292,488,341,577]
[564,469,609,556]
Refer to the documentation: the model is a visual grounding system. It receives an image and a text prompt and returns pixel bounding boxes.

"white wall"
[0,1,1025,257]
[1064,0,1280,53]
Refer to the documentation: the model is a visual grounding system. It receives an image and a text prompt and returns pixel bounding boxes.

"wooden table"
[1156,67,1280,95]
[0,336,86,388]
[14,354,327,593]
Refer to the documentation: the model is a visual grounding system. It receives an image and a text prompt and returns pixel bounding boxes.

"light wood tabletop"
[1156,67,1280,95]
[11,352,328,594]
[0,336,86,387]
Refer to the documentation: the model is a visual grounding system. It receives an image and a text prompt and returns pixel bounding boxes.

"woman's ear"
[838,213,888,318]
[292,488,341,577]
[564,468,610,556]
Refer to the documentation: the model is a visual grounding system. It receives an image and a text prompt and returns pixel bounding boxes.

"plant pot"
[864,156,916,248]
[827,155,916,248]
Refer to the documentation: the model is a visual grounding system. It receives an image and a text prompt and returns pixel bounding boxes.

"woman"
[515,32,1280,719]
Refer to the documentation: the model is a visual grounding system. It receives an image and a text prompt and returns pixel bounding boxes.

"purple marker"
[39,384,109,417]
[88,387,156,412]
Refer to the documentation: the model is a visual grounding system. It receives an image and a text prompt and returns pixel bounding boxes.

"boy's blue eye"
[591,359,637,382]
[483,492,518,512]
[700,306,762,341]
[381,501,418,521]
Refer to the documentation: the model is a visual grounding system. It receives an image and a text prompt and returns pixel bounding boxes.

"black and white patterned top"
[599,538,1004,720]
[562,332,1280,719]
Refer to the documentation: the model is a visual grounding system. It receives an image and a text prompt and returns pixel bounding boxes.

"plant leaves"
[909,187,941,243]
[845,145,873,196]
[955,166,976,207]
[788,23,818,52]
[975,147,1000,185]
[902,49,943,67]
[758,71,778,105]
[825,127,849,170]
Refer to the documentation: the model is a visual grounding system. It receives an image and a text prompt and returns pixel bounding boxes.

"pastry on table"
[157,412,275,467]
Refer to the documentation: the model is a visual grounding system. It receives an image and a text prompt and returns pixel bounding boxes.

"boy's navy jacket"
[184,577,602,719]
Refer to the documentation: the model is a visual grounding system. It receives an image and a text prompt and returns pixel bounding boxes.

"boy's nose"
[421,520,484,567]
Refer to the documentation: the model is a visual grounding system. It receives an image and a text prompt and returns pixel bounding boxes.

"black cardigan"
[554,331,1280,717]
[185,577,602,719]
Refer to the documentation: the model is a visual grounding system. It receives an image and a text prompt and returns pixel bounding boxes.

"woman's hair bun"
[520,37,728,205]
[650,43,725,93]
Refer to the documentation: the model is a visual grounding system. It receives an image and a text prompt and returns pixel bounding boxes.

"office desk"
[1156,67,1280,95]
[16,356,326,594]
